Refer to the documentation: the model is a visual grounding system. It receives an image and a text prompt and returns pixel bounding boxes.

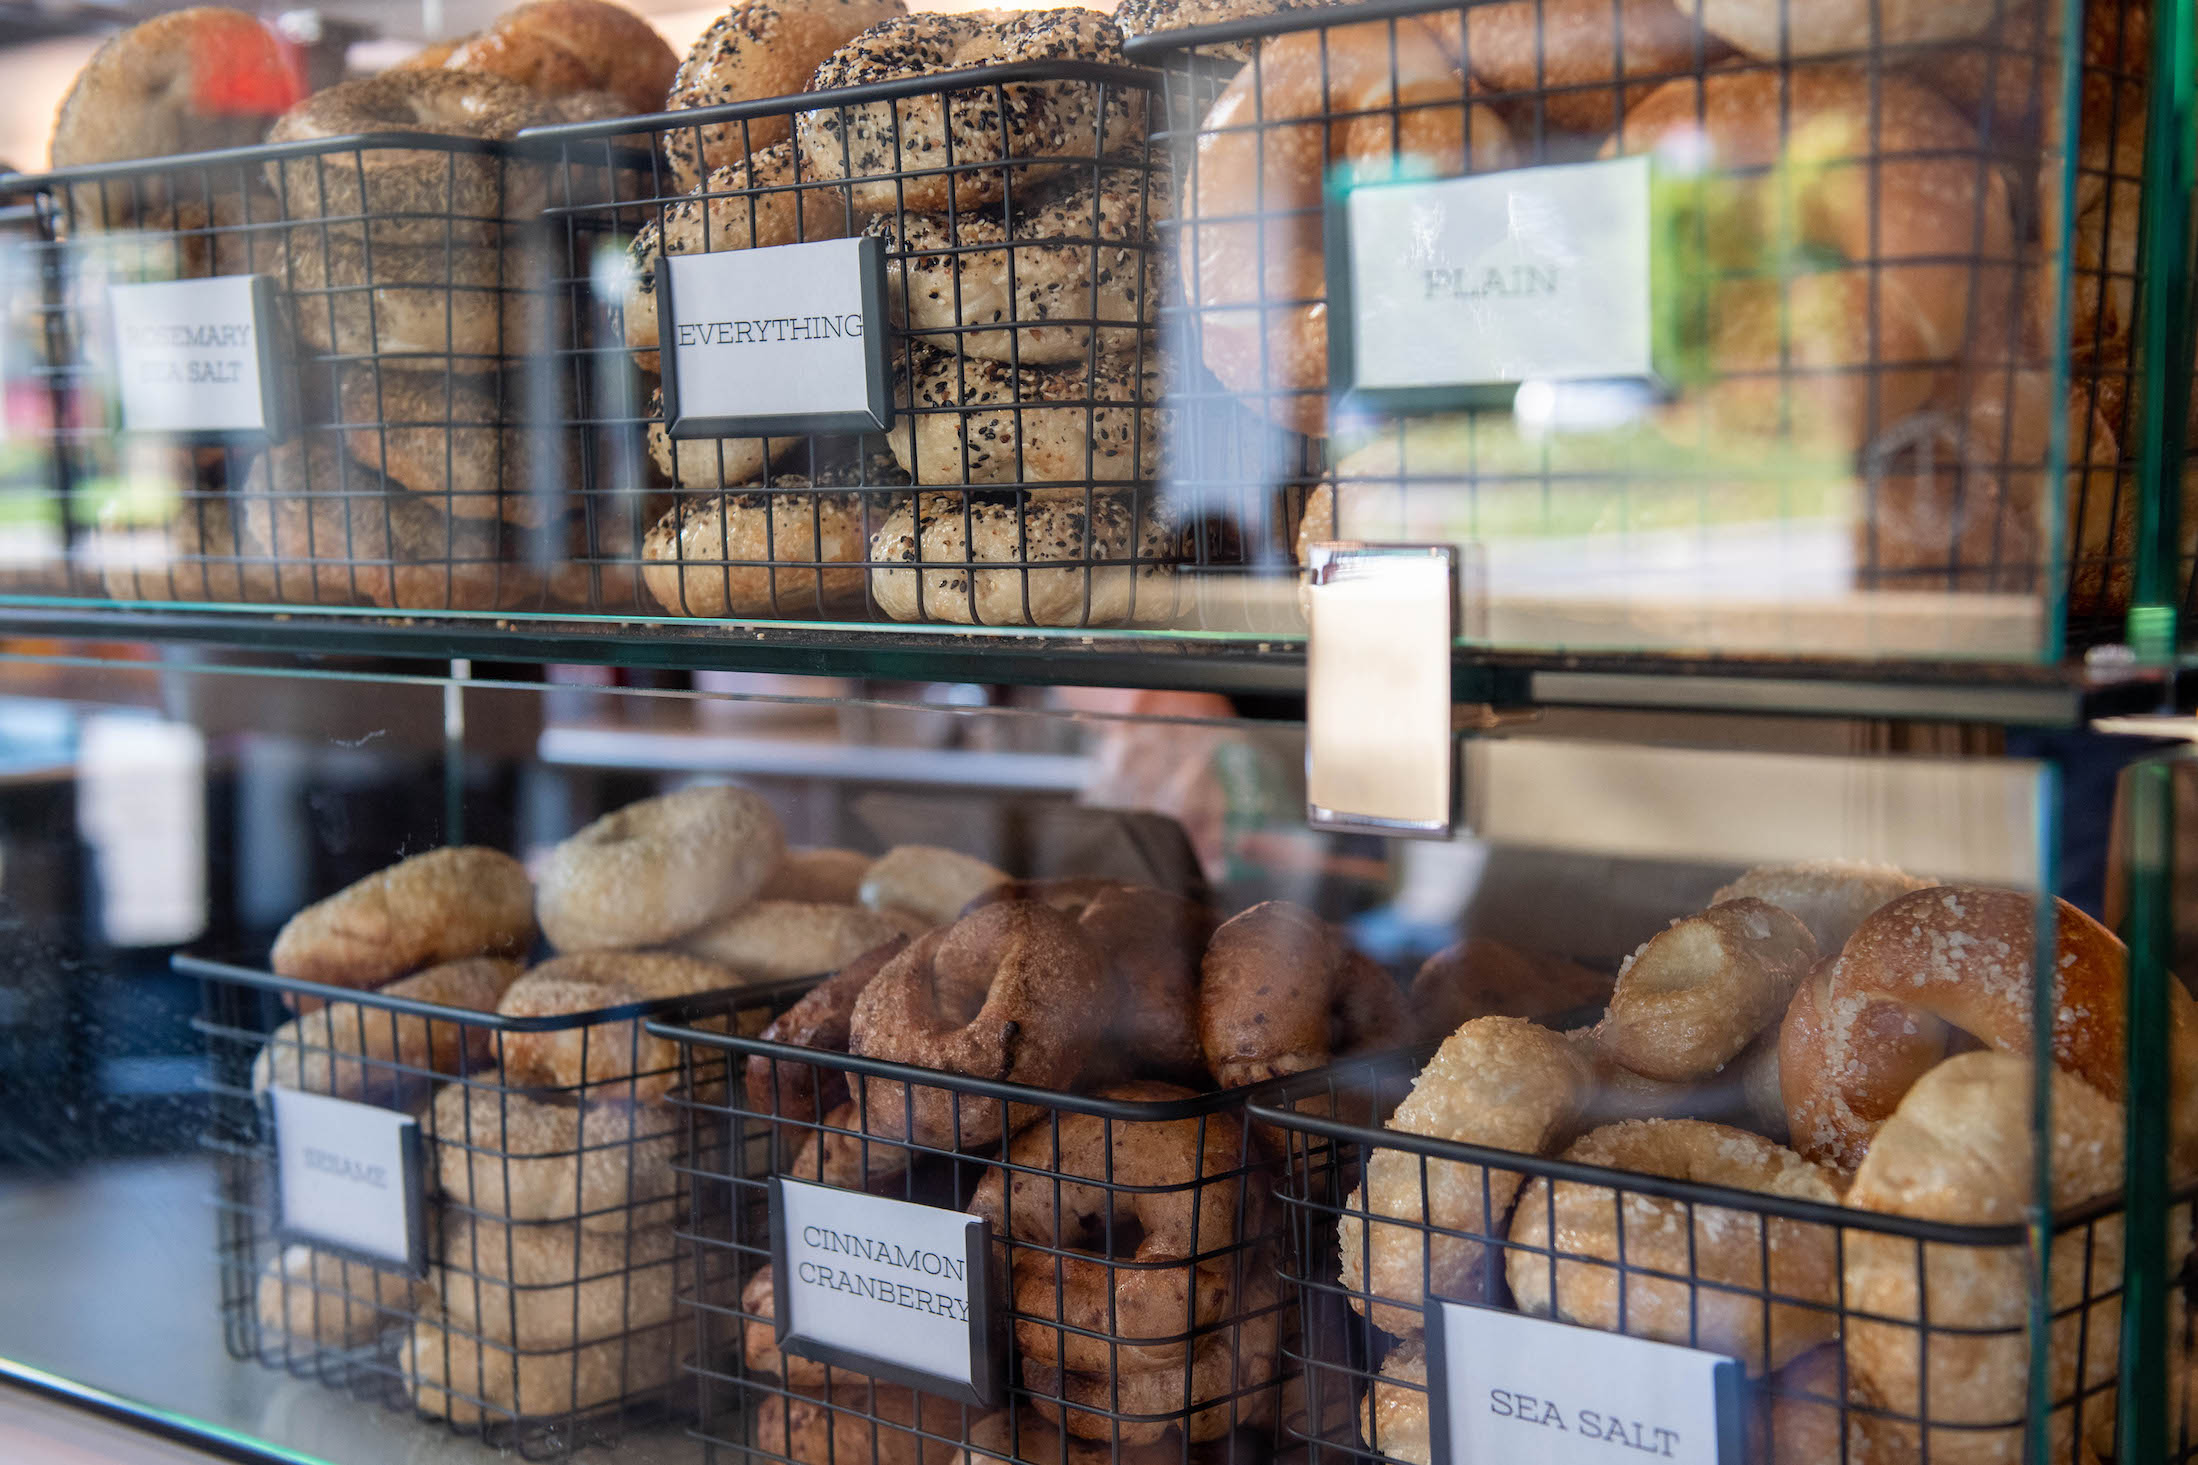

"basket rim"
[1,129,525,193]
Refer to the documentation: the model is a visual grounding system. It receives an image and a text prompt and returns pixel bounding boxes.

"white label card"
[1334,155,1656,407]
[269,1088,426,1274]
[771,1176,999,1406]
[662,236,890,438]
[109,275,283,435]
[1426,1300,1741,1465]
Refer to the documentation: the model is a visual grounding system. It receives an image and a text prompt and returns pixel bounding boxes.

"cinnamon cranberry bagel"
[437,0,678,115]
[1199,901,1410,1088]
[664,0,909,193]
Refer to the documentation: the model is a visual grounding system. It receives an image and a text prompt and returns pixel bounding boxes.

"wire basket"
[1247,1048,2195,1465]
[1132,0,2183,660]
[523,58,1204,631]
[648,994,1295,1465]
[187,954,772,1460]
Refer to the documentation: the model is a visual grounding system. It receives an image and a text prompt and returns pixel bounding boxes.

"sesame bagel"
[868,491,1180,626]
[798,8,1144,213]
[664,0,909,193]
[535,785,787,951]
[265,71,552,247]
[271,846,534,995]
[890,340,1163,488]
[866,161,1166,364]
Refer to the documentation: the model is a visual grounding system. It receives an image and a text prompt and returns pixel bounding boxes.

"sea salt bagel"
[1590,898,1816,1083]
[1341,1017,1595,1337]
[857,843,1007,926]
[253,957,521,1097]
[681,900,911,982]
[256,1244,418,1348]
[967,1080,1252,1373]
[1200,900,1411,1089]
[436,1213,679,1348]
[271,846,534,995]
[430,1077,678,1232]
[848,901,1108,1149]
[266,71,552,247]
[403,1305,679,1422]
[438,0,678,115]
[868,491,1181,627]
[1507,1119,1843,1374]
[867,162,1166,364]
[335,366,561,527]
[1358,1335,1431,1465]
[798,8,1144,214]
[1779,885,2198,1175]
[890,341,1162,487]
[49,8,303,225]
[663,0,910,192]
[1709,859,1938,954]
[1841,1052,2135,1465]
[535,785,786,951]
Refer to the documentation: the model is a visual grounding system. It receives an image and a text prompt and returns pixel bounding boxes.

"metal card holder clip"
[1305,542,1460,839]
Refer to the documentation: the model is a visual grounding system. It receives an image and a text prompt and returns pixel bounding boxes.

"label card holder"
[268,1088,427,1276]
[109,275,287,437]
[1305,542,1458,838]
[1425,1300,1743,1465]
[661,236,892,439]
[770,1176,1002,1406]
[1326,154,1663,417]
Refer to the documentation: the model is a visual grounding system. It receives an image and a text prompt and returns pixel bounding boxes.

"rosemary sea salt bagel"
[335,366,561,527]
[536,785,787,951]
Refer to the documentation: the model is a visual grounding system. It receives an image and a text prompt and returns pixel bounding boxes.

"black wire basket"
[1248,1047,2195,1465]
[647,996,1297,1465]
[523,57,1198,631]
[188,954,773,1460]
[1130,0,2178,660]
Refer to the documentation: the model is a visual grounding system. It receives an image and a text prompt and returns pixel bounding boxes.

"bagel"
[750,1381,964,1465]
[1686,0,1998,62]
[645,388,805,491]
[265,71,552,248]
[954,1408,1176,1465]
[1199,901,1411,1089]
[1507,1119,1843,1375]
[640,484,876,619]
[335,366,562,527]
[438,0,678,115]
[739,1265,824,1388]
[49,9,303,225]
[1078,884,1213,1079]
[403,1305,679,1423]
[663,0,910,193]
[848,901,1108,1149]
[1609,67,2014,451]
[1111,0,1335,63]
[271,846,533,996]
[743,937,910,1130]
[1183,15,1515,436]
[225,440,548,613]
[680,901,910,982]
[1709,860,1938,954]
[1358,1335,1431,1465]
[1462,0,1712,133]
[1590,898,1816,1083]
[436,1213,679,1348]
[798,9,1145,214]
[495,952,741,1099]
[253,957,521,1097]
[866,162,1166,364]
[624,141,861,372]
[856,844,1007,926]
[1408,938,1613,1041]
[1841,1052,2135,1465]
[868,491,1182,627]
[282,230,552,365]
[761,848,873,904]
[967,1080,1253,1373]
[430,1077,679,1232]
[1779,885,2198,1175]
[256,1244,418,1349]
[889,341,1164,488]
[787,1099,917,1189]
[535,785,786,951]
[1340,1017,1594,1337]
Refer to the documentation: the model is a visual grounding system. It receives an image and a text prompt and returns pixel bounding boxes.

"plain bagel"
[535,785,786,951]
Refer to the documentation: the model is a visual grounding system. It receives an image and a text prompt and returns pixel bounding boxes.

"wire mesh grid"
[1244,1049,2198,1465]
[1132,0,2177,659]
[188,954,770,1460]
[649,992,1298,1465]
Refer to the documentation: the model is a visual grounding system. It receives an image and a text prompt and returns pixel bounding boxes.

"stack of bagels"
[1342,859,2194,1465]
[622,2,1179,628]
